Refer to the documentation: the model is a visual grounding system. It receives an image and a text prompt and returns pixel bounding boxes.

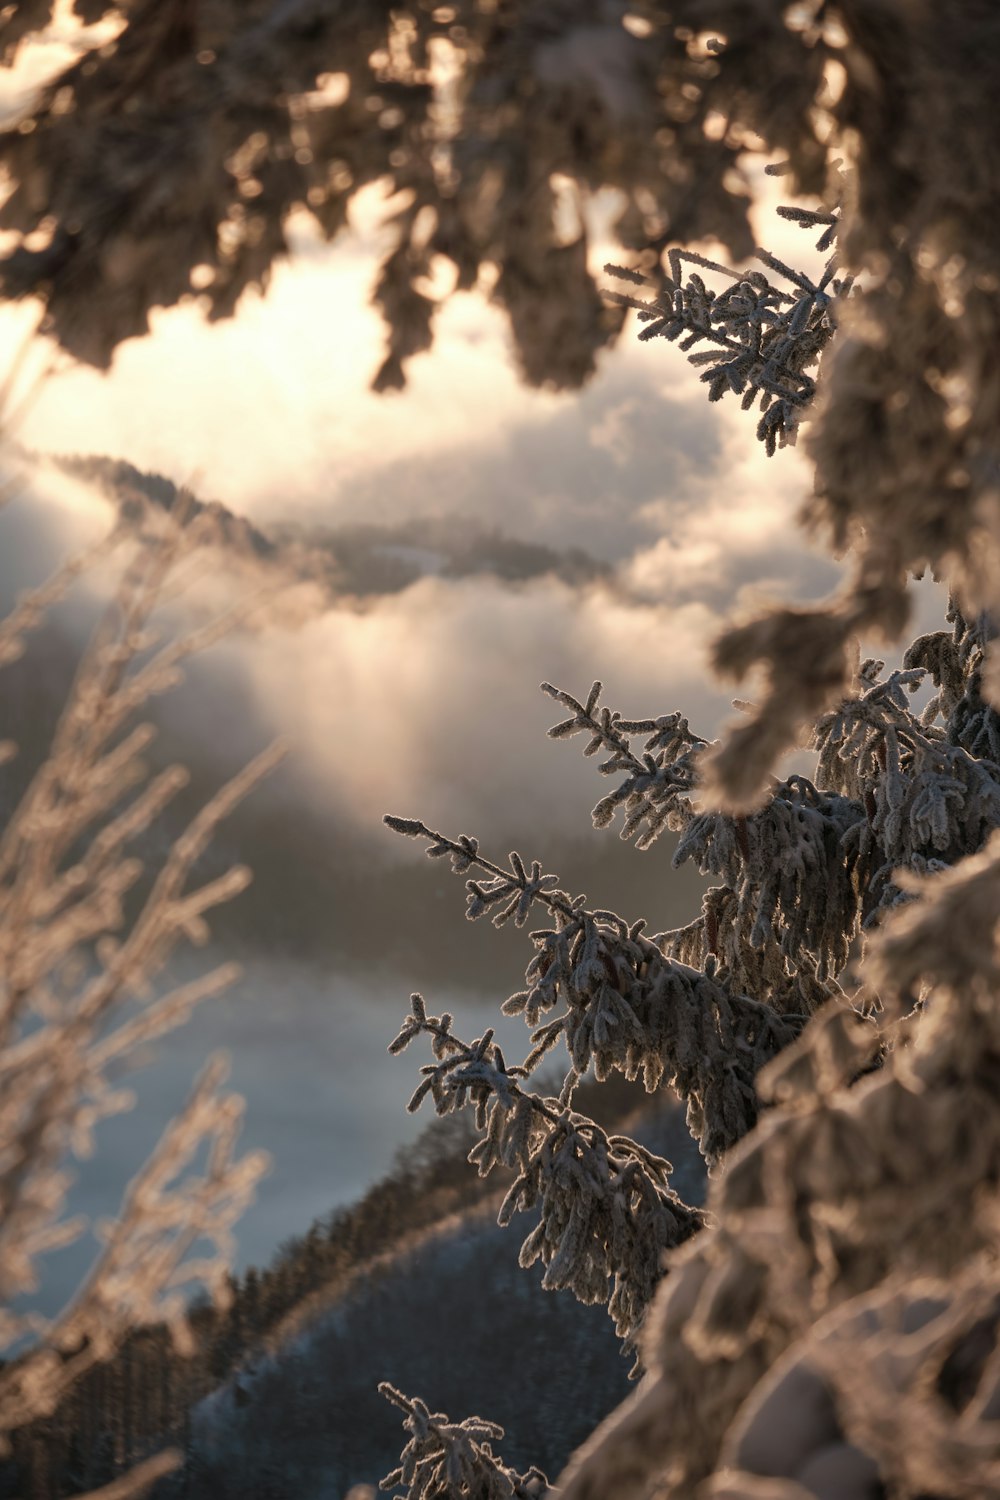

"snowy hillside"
[180,1101,706,1499]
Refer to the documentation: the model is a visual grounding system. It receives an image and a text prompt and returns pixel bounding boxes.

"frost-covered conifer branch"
[389,995,704,1349]
[541,680,707,850]
[378,1383,548,1500]
[384,814,568,924]
[864,828,1000,1015]
[384,819,800,1164]
[905,599,1000,762]
[555,947,1000,1500]
[544,682,863,1010]
[605,187,848,455]
[552,681,1000,1499]
[673,775,862,983]
[548,640,1000,1019]
[809,1271,1000,1500]
[706,1266,1000,1500]
[0,505,277,1465]
[536,644,1000,1499]
[813,648,1000,931]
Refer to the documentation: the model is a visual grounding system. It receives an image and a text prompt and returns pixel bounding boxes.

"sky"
[0,10,950,1316]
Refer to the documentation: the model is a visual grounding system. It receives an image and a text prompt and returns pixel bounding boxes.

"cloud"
[0,455,117,599]
[8,263,726,571]
[0,456,727,955]
[2,425,944,875]
[620,410,843,612]
[231,573,728,835]
[3,210,549,516]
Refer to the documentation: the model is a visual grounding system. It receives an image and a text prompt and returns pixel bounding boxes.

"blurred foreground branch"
[0,497,281,1494]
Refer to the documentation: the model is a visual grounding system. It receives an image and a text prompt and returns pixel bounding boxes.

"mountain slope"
[182,1099,706,1499]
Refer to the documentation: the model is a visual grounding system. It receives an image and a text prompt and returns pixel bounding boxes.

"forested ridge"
[2,1075,692,1497]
